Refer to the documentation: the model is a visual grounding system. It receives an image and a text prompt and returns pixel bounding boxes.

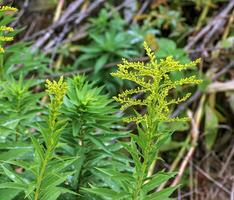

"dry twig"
[171,95,205,187]
[186,0,234,51]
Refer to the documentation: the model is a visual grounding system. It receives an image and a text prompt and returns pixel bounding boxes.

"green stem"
[196,0,211,31]
[132,146,150,200]
[34,148,51,200]
[0,54,4,80]
[132,104,159,199]
[72,138,85,190]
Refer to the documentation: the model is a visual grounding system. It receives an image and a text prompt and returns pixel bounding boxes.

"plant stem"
[0,54,3,80]
[132,103,159,199]
[72,138,85,190]
[34,111,56,200]
[196,0,211,31]
[132,145,150,200]
[34,149,51,200]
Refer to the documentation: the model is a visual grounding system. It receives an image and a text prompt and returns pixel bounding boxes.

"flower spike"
[111,42,202,124]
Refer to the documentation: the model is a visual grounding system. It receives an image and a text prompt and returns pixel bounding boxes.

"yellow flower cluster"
[45,76,67,109]
[0,26,14,32]
[0,36,14,41]
[0,47,4,53]
[45,77,67,129]
[0,6,18,12]
[0,6,17,53]
[112,42,202,124]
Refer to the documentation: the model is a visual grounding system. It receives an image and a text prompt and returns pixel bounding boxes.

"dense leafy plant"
[0,6,50,143]
[0,75,130,200]
[138,5,187,38]
[75,8,139,74]
[0,77,42,141]
[59,76,129,199]
[4,42,50,77]
[84,43,201,199]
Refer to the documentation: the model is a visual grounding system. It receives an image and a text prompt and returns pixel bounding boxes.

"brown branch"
[171,96,205,187]
[31,0,105,53]
[193,163,231,195]
[186,0,234,51]
[26,0,85,41]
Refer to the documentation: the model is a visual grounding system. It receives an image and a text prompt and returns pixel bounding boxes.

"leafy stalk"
[61,76,129,199]
[79,43,202,200]
[34,77,67,200]
[111,42,202,199]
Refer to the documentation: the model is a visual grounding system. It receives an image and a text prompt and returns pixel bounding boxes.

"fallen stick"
[171,96,205,187]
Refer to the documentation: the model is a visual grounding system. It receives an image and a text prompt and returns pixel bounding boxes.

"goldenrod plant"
[0,5,50,147]
[0,77,77,200]
[84,42,201,200]
[33,77,69,200]
[0,1,232,200]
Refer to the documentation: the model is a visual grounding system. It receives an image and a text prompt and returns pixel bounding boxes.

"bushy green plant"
[140,5,187,38]
[0,76,43,141]
[74,8,139,81]
[0,8,131,197]
[59,75,130,199]
[4,42,50,77]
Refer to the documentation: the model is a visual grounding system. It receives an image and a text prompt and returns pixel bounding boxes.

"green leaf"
[0,189,21,200]
[0,182,27,191]
[1,166,24,184]
[145,186,178,200]
[72,121,81,137]
[121,141,141,173]
[204,104,219,150]
[94,54,109,73]
[37,125,50,147]
[78,45,101,54]
[86,134,112,155]
[0,148,31,161]
[82,186,130,200]
[3,160,37,175]
[41,172,74,191]
[143,172,176,193]
[40,186,77,200]
[31,136,44,164]
[96,167,135,183]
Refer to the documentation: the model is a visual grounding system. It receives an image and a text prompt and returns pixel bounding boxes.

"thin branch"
[193,163,231,195]
[171,96,205,187]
